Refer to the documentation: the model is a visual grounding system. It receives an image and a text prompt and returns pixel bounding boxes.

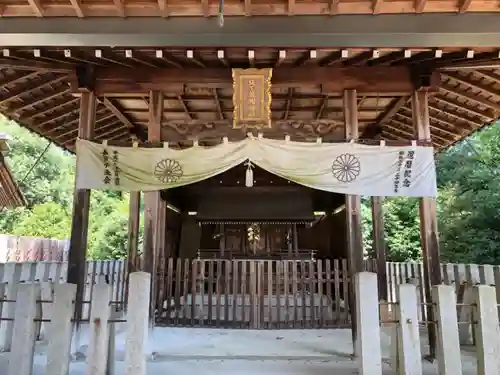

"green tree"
[12,202,72,239]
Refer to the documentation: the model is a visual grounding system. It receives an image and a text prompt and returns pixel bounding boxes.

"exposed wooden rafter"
[68,0,84,17]
[0,46,496,152]
[27,0,43,17]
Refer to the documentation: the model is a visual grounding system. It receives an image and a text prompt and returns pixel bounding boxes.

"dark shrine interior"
[160,163,348,260]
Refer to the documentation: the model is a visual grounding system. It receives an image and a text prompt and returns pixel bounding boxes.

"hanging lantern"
[245,160,254,187]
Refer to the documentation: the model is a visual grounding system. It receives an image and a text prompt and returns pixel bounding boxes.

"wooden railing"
[155,258,349,328]
[196,248,316,260]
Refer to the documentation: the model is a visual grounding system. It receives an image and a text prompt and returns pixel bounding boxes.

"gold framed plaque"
[232,68,272,129]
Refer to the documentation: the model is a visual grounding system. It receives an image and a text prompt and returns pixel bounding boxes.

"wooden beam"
[72,66,438,95]
[442,71,500,98]
[0,58,74,73]
[67,90,96,330]
[362,95,409,137]
[343,88,364,356]
[414,0,427,12]
[411,90,440,361]
[458,0,472,13]
[0,74,67,104]
[27,0,43,17]
[69,0,84,17]
[0,71,39,89]
[439,83,500,112]
[372,0,383,14]
[376,96,409,125]
[213,88,224,120]
[112,0,125,16]
[101,97,134,129]
[8,86,70,113]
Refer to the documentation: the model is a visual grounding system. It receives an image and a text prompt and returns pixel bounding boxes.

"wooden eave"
[0,47,499,152]
[0,153,26,208]
[0,0,499,17]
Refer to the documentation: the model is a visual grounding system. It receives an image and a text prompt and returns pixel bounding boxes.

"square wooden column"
[143,90,164,323]
[67,91,96,325]
[371,196,388,301]
[124,191,141,306]
[412,90,441,359]
[343,89,364,355]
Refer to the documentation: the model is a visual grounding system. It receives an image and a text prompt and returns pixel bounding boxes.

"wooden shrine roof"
[0,0,499,16]
[1,46,500,152]
[0,137,26,208]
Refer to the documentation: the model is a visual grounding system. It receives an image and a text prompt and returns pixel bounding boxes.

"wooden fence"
[156,258,350,328]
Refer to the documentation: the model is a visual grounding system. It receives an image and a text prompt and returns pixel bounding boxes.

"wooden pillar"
[127,192,141,272]
[143,90,164,324]
[343,89,364,355]
[67,90,96,326]
[292,223,298,251]
[125,191,141,306]
[219,223,225,257]
[411,90,441,359]
[371,196,388,301]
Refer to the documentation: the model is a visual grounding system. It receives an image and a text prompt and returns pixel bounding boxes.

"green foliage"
[0,115,131,259]
[12,202,72,239]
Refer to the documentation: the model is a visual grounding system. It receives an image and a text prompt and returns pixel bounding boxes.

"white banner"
[76,138,437,197]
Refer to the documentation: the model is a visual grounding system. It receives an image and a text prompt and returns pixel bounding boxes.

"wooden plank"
[232,260,238,325]
[78,66,438,95]
[198,260,205,327]
[208,260,214,323]
[166,257,174,325]
[291,261,298,328]
[300,261,307,328]
[241,260,247,328]
[308,261,315,327]
[174,258,182,325]
[333,259,341,323]
[267,261,272,328]
[215,259,222,327]
[258,261,264,329]
[182,259,189,323]
[283,261,289,328]
[325,259,332,326]
[342,259,350,324]
[125,191,140,306]
[224,260,230,324]
[156,248,166,318]
[191,260,197,326]
[276,261,282,329]
[249,261,256,329]
[317,260,323,327]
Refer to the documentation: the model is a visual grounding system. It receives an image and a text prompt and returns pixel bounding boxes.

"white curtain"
[76,138,437,197]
